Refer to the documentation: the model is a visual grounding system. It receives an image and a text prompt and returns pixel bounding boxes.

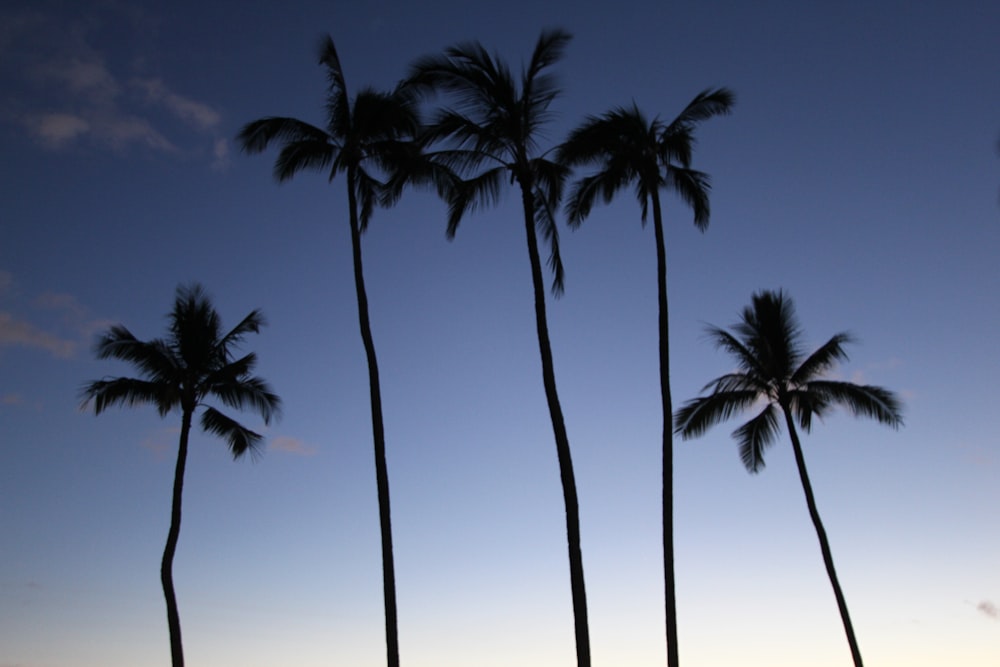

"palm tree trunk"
[161,408,191,667]
[651,194,679,667]
[519,180,591,667]
[781,408,864,667]
[347,172,401,667]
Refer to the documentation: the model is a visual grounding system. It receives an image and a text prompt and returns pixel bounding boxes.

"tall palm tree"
[237,35,435,667]
[407,29,592,667]
[558,89,733,667]
[81,283,281,667]
[674,289,903,667]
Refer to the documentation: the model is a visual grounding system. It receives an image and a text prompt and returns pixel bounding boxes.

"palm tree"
[237,36,436,667]
[674,289,902,667]
[558,89,733,667]
[406,29,592,667]
[81,283,281,667]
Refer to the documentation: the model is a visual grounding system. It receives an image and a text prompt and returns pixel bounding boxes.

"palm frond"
[80,377,176,417]
[704,326,767,378]
[93,327,178,382]
[665,167,711,230]
[790,332,853,385]
[665,88,736,129]
[805,380,903,428]
[444,167,506,237]
[674,389,761,438]
[199,407,264,460]
[218,310,266,354]
[207,371,281,425]
[237,117,331,155]
[733,404,780,473]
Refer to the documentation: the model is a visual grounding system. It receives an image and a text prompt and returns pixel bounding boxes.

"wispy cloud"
[977,600,998,620]
[0,311,78,358]
[270,436,319,456]
[0,274,108,360]
[1,7,225,164]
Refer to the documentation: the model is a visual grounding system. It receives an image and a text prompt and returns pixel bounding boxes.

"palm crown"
[82,283,281,458]
[238,36,427,229]
[559,89,734,228]
[407,28,571,293]
[675,289,902,471]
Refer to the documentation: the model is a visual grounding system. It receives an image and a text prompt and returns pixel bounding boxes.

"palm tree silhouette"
[237,35,434,667]
[558,89,733,667]
[674,289,902,667]
[81,283,281,667]
[407,29,592,667]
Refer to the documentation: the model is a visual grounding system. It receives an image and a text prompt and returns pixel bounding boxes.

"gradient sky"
[1,1,998,666]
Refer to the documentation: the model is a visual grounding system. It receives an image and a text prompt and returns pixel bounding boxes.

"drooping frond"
[665,167,711,231]
[218,310,266,353]
[704,326,767,379]
[804,380,903,428]
[93,326,178,382]
[733,404,780,473]
[80,377,176,417]
[532,160,568,294]
[674,389,762,439]
[237,117,332,156]
[444,166,506,237]
[200,407,264,460]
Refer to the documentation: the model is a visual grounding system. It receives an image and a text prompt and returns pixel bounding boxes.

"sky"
[1,1,998,666]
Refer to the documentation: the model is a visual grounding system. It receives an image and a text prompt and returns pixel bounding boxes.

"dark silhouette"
[674,289,903,667]
[80,284,281,667]
[407,30,592,667]
[237,36,433,667]
[558,89,733,667]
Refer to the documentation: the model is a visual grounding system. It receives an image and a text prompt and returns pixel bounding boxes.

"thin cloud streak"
[269,436,318,456]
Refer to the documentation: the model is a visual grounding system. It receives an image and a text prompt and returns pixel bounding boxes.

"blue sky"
[1,1,998,666]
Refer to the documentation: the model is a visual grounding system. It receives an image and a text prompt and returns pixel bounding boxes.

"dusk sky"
[1,1,998,666]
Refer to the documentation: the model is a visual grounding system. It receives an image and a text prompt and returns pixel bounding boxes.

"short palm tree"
[558,89,733,667]
[81,283,281,667]
[237,35,434,667]
[674,289,902,667]
[407,29,592,667]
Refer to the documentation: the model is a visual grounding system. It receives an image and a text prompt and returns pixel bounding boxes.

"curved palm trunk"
[347,171,400,667]
[518,180,591,667]
[651,194,679,667]
[781,408,864,667]
[161,408,191,667]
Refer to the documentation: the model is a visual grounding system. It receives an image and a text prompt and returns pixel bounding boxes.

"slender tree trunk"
[161,409,191,667]
[518,179,591,667]
[782,408,864,667]
[651,194,679,667]
[347,172,400,667]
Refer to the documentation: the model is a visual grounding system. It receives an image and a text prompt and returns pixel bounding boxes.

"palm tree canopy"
[674,289,902,472]
[81,284,281,459]
[237,35,446,231]
[406,29,572,293]
[558,88,734,228]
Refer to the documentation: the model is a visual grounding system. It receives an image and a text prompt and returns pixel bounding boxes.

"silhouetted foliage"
[559,88,733,667]
[675,289,902,667]
[81,283,280,667]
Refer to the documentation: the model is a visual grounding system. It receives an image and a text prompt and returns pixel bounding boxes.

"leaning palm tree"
[674,289,902,667]
[237,36,434,667]
[81,283,281,667]
[407,29,592,667]
[558,89,733,667]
